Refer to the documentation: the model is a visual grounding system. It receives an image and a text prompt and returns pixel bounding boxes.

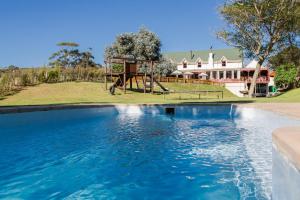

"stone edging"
[273,127,300,171]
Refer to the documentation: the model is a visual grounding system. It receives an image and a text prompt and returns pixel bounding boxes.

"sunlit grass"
[0,82,299,106]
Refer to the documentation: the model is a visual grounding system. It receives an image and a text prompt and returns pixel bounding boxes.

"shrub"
[112,64,123,73]
[20,73,31,86]
[38,70,47,83]
[47,70,59,83]
[274,64,298,89]
[0,66,105,96]
[0,74,10,95]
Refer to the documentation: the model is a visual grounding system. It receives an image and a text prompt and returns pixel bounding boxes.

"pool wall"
[272,127,300,200]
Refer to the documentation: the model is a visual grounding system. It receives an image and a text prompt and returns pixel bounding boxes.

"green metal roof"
[163,48,242,63]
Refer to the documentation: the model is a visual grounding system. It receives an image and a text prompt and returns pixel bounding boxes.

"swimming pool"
[0,105,299,199]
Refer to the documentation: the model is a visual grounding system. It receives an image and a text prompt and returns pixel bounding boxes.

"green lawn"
[255,87,300,103]
[0,82,299,106]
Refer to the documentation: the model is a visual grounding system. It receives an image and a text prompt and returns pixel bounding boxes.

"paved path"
[237,103,300,119]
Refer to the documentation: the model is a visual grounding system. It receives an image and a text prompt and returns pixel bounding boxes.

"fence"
[162,90,224,100]
[158,77,224,86]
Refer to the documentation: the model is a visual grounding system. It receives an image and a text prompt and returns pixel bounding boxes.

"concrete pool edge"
[272,127,300,200]
[273,127,300,171]
[236,103,300,120]
[0,102,242,114]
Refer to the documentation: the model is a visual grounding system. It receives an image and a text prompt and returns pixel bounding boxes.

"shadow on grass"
[119,88,164,94]
[0,87,25,101]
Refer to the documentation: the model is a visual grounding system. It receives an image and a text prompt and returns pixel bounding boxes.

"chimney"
[208,52,214,68]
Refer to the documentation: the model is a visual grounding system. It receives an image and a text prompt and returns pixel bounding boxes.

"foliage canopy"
[274,64,298,89]
[104,27,162,62]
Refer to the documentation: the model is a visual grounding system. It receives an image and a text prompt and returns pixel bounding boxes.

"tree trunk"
[248,59,264,97]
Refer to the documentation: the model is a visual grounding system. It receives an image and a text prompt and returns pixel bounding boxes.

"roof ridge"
[163,48,240,54]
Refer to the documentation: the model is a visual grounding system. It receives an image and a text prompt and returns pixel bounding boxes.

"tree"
[269,45,300,69]
[155,59,177,76]
[49,42,81,68]
[134,27,162,61]
[104,33,136,60]
[104,27,162,62]
[78,48,97,68]
[218,0,299,97]
[49,43,97,68]
[274,64,298,89]
[57,42,79,47]
[7,65,19,70]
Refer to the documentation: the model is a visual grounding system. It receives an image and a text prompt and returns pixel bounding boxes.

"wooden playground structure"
[104,57,168,95]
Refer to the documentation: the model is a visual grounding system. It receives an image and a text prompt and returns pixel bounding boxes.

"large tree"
[104,27,162,62]
[155,58,177,76]
[218,0,299,97]
[78,48,97,68]
[269,45,300,69]
[49,42,81,68]
[49,43,97,68]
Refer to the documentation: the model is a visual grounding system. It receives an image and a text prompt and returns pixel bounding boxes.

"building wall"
[177,61,243,71]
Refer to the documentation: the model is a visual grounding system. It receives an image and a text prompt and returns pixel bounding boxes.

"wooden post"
[135,75,140,89]
[144,72,146,93]
[130,77,132,89]
[123,59,126,94]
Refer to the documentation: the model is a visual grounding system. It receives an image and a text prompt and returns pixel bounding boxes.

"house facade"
[164,48,270,97]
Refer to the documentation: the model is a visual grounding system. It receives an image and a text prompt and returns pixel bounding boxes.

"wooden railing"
[162,90,224,100]
[158,77,224,86]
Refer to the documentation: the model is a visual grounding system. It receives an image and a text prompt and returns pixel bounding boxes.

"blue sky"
[0,0,228,67]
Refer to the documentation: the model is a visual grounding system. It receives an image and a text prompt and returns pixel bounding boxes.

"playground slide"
[109,75,129,95]
[154,78,168,91]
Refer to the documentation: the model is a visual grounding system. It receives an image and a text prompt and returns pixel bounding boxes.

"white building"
[164,48,270,97]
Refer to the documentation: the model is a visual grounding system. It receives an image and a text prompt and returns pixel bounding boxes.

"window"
[234,70,237,79]
[222,61,226,67]
[197,62,202,68]
[183,62,187,68]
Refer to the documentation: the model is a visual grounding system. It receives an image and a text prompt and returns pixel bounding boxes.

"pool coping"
[273,127,300,171]
[0,102,244,114]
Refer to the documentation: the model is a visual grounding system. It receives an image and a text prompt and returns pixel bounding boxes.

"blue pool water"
[0,105,299,199]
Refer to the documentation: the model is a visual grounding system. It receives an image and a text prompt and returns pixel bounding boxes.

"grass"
[0,81,299,106]
[255,87,300,103]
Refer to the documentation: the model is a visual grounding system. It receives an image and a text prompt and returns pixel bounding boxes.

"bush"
[20,73,31,86]
[38,70,47,83]
[0,66,105,96]
[112,64,123,73]
[0,74,10,95]
[47,70,59,83]
[274,64,298,89]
